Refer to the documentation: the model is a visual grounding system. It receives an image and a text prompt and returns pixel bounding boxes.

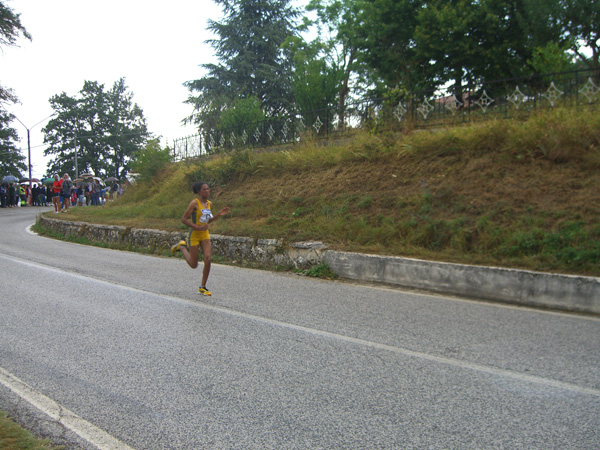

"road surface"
[0,206,599,449]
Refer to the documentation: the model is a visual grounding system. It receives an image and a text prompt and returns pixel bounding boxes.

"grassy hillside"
[61,107,600,276]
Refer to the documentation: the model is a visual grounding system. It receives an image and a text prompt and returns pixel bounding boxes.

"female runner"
[171,182,230,296]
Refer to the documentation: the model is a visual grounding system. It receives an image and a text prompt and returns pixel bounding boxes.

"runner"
[171,182,230,296]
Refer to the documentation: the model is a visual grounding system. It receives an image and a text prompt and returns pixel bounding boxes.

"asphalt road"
[0,206,599,449]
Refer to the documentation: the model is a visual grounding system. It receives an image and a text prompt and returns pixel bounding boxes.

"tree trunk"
[337,49,356,131]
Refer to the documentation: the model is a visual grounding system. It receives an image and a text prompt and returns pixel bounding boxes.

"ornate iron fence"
[172,68,599,160]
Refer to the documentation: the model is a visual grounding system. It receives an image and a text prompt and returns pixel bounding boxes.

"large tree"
[43,79,149,178]
[0,1,30,177]
[0,1,31,105]
[283,36,342,126]
[0,108,26,177]
[185,0,300,132]
[354,0,427,94]
[412,0,539,93]
[299,0,374,129]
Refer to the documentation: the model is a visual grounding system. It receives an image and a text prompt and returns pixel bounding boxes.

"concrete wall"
[323,251,600,315]
[39,216,600,315]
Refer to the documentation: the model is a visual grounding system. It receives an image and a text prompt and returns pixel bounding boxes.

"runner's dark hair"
[192,181,208,194]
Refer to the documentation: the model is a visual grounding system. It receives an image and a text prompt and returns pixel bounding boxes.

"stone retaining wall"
[39,216,327,269]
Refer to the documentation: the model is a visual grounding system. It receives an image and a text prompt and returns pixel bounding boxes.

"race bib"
[199,208,213,223]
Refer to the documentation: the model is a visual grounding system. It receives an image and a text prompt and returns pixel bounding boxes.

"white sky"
[2,0,225,178]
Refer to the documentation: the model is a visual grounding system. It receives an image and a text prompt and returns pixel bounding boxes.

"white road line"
[0,367,136,450]
[3,253,600,402]
[206,305,600,398]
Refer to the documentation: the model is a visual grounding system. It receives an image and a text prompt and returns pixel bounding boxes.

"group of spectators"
[51,173,120,213]
[0,182,47,208]
[1,173,121,211]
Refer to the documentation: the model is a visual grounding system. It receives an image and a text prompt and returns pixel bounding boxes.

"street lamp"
[13,112,56,187]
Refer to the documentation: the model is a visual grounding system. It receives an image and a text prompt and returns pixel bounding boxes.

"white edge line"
[0,367,136,450]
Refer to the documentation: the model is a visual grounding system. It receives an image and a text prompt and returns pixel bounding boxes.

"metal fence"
[172,68,599,161]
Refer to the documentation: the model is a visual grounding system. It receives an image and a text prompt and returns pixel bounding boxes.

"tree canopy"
[182,0,596,138]
[185,0,300,134]
[0,1,30,177]
[0,1,31,105]
[43,78,149,179]
[0,108,26,177]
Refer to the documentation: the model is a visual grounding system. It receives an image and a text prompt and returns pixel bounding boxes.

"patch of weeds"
[232,195,250,209]
[266,210,287,224]
[374,213,386,225]
[501,228,545,256]
[321,205,334,216]
[0,410,63,449]
[381,196,396,208]
[292,206,310,217]
[345,194,360,204]
[356,195,373,209]
[334,204,349,217]
[419,192,433,215]
[413,219,453,250]
[542,221,600,271]
[299,263,337,279]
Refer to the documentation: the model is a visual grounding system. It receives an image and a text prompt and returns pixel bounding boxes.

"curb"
[324,251,600,315]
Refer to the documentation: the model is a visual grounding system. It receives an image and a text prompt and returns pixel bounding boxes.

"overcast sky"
[2,0,227,178]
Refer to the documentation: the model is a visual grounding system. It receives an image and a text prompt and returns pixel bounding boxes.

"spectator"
[39,185,47,206]
[9,183,17,208]
[19,185,26,206]
[111,182,119,200]
[52,174,62,213]
[60,173,73,212]
[0,184,7,208]
[76,185,84,206]
[32,184,39,206]
[90,180,99,206]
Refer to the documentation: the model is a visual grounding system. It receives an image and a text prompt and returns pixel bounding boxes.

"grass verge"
[0,411,62,450]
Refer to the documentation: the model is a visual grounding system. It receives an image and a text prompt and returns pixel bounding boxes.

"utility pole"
[74,132,78,179]
[14,113,57,187]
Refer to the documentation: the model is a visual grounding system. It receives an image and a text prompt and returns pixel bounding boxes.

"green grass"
[0,411,62,450]
[43,106,600,276]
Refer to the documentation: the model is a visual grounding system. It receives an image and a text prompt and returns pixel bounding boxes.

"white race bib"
[199,208,213,223]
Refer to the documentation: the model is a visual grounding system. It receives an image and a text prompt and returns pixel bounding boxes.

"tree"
[0,108,26,177]
[219,96,265,132]
[43,78,149,178]
[185,0,300,133]
[0,1,30,177]
[0,1,31,106]
[527,41,574,75]
[412,0,556,95]
[104,78,149,178]
[561,0,600,77]
[300,0,373,129]
[283,36,341,128]
[353,0,581,99]
[354,0,427,94]
[130,139,172,183]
